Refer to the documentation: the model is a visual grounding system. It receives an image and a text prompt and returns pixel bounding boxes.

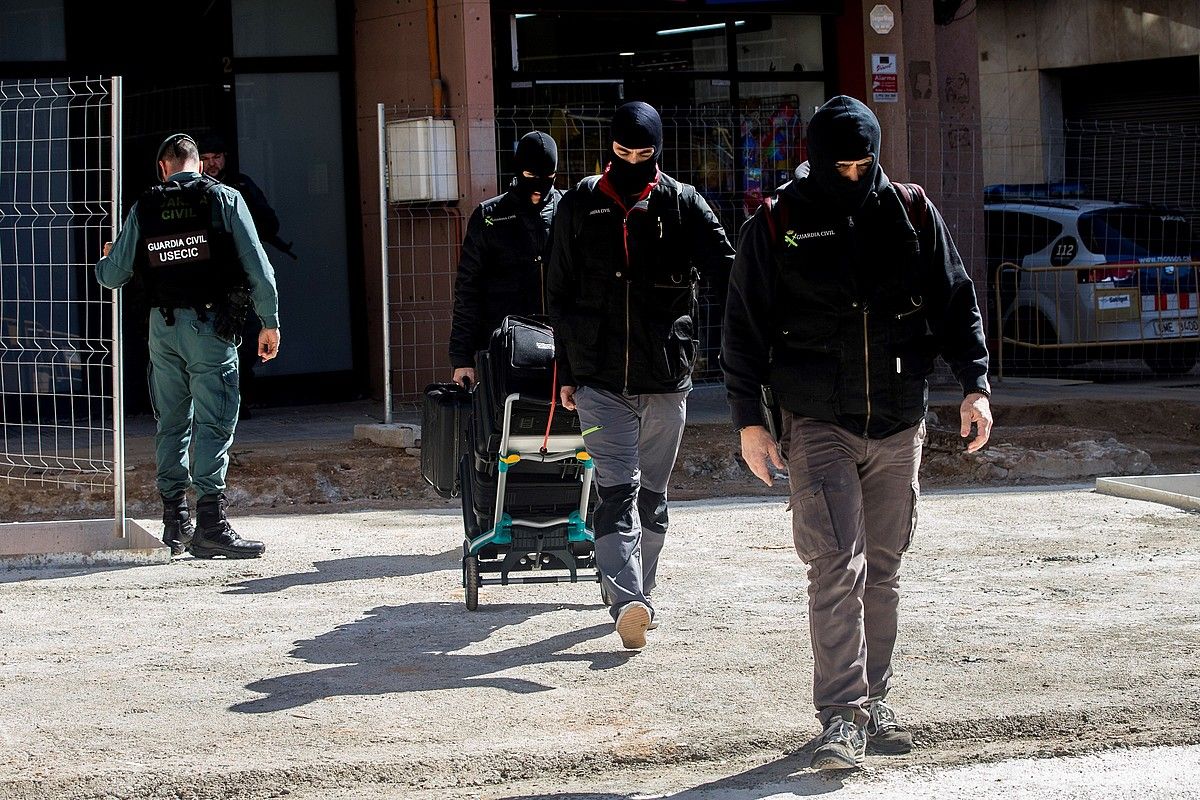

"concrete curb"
[1095,473,1200,512]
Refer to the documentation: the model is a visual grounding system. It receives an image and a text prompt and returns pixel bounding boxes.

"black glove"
[214,287,253,342]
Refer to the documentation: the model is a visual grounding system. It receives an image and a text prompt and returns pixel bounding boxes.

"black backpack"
[484,315,557,404]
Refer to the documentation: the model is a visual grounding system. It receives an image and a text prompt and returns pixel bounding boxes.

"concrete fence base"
[0,519,169,569]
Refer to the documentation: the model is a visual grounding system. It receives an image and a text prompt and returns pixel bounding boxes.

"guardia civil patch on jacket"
[786,229,836,247]
[145,231,210,266]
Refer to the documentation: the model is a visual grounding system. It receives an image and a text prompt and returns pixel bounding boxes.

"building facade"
[2,0,986,406]
[978,0,1200,187]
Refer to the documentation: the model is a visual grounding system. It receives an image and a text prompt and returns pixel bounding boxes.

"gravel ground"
[289,745,1200,799]
[1,488,1198,799]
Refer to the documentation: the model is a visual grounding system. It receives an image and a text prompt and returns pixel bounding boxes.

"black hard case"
[420,381,472,498]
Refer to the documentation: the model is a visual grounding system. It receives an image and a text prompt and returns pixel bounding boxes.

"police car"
[984,184,1199,376]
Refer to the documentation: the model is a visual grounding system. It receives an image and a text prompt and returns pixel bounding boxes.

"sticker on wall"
[870,4,895,34]
[909,60,933,100]
[872,54,898,103]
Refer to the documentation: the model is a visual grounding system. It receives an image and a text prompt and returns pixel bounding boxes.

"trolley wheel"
[464,555,480,611]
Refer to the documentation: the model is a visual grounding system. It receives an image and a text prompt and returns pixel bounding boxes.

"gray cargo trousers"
[574,386,689,620]
[780,411,925,726]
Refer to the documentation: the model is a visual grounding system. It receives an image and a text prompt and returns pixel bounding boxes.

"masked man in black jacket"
[722,96,993,770]
[450,131,562,387]
[548,102,735,650]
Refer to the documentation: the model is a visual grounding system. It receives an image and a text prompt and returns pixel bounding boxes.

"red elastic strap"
[541,359,558,454]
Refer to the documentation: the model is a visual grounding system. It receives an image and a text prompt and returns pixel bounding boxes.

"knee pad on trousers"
[594,482,639,539]
[637,488,668,536]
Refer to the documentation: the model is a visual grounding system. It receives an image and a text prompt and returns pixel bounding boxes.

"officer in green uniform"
[97,133,281,558]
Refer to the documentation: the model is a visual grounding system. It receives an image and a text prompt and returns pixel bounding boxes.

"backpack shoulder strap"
[762,197,778,244]
[895,182,929,232]
[761,195,791,248]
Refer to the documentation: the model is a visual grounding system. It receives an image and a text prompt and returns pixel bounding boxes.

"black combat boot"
[161,493,194,557]
[189,492,266,559]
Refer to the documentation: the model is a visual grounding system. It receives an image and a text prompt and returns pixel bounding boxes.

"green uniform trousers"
[147,307,240,499]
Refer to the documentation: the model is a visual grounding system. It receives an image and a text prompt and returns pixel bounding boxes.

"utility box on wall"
[386,117,459,203]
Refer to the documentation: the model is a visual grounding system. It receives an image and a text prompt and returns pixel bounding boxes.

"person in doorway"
[722,95,992,769]
[97,133,280,559]
[547,102,735,649]
[449,130,562,387]
[197,134,289,256]
[198,134,292,412]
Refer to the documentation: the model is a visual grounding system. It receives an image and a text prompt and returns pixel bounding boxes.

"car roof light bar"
[983,181,1089,201]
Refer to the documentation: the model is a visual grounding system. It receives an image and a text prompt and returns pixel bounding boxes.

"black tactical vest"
[767,185,937,432]
[134,175,241,309]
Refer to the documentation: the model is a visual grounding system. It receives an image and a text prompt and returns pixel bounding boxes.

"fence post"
[994,276,1004,383]
[378,103,393,424]
[110,76,126,539]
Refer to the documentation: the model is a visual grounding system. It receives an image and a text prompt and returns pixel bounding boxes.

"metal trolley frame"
[460,392,599,610]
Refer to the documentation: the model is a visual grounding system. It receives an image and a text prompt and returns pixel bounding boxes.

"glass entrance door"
[233,70,352,377]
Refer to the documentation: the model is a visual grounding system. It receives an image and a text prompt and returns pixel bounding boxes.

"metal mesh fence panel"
[379,105,1200,411]
[0,77,119,492]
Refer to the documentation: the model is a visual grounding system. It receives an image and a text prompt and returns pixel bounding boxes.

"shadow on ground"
[0,562,152,585]
[496,749,850,799]
[224,550,460,594]
[232,601,626,713]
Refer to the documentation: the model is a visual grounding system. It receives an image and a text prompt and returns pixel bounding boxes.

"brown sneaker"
[809,715,866,770]
[865,697,913,754]
[614,601,651,649]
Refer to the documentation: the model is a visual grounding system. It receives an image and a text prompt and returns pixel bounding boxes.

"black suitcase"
[472,349,582,461]
[466,459,590,520]
[420,382,472,498]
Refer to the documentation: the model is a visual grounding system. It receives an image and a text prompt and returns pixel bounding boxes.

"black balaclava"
[608,101,662,197]
[805,95,882,213]
[513,130,558,204]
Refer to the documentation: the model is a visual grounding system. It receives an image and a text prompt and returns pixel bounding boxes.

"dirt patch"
[3,399,1199,523]
[0,439,449,524]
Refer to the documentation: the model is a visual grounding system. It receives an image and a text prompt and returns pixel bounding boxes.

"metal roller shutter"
[1060,57,1200,226]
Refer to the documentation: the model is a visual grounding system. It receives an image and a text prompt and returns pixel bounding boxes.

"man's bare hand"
[560,385,577,411]
[258,328,281,362]
[102,241,112,257]
[740,425,786,486]
[960,392,993,453]
[452,367,476,388]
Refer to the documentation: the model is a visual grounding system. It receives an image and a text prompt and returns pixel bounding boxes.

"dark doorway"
[1061,56,1200,211]
[2,0,364,414]
[59,2,236,413]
